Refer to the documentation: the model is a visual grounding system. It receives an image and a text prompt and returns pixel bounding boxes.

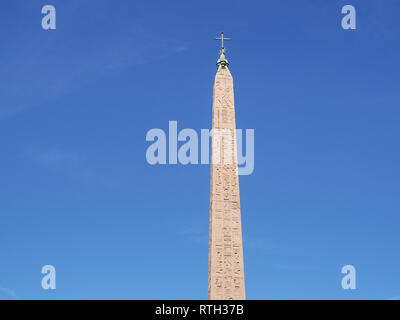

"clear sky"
[0,0,399,300]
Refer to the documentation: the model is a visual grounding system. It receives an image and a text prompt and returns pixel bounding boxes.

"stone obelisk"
[208,33,246,300]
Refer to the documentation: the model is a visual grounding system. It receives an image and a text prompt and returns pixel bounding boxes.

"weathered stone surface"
[208,67,245,300]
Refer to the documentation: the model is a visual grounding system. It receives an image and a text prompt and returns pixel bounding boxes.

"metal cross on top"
[214,32,231,48]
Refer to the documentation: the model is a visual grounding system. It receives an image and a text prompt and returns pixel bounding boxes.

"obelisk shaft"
[208,66,246,300]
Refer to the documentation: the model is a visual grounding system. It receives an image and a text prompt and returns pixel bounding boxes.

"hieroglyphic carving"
[208,67,245,300]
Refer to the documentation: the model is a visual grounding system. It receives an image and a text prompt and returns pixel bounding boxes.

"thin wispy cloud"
[0,286,18,299]
[243,236,280,254]
[25,147,103,186]
[28,148,84,173]
[275,263,314,271]
[25,147,122,189]
[0,2,187,120]
[181,225,208,244]
[172,46,188,53]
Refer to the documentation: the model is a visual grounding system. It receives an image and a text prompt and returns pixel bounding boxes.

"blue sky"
[0,0,399,299]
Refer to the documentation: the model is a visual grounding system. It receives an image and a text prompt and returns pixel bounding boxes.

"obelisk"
[208,32,246,300]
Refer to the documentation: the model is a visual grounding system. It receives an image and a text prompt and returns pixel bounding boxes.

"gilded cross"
[214,32,231,48]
